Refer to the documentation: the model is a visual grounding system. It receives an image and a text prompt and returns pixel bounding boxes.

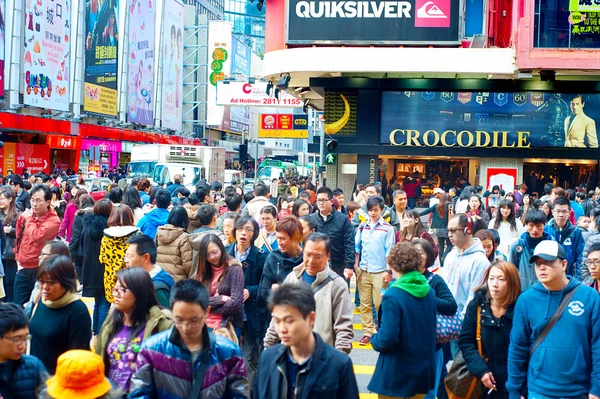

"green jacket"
[95,306,173,370]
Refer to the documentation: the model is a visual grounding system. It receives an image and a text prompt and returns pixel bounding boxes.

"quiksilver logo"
[295,1,412,18]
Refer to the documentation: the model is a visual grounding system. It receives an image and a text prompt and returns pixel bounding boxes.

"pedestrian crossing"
[80,278,378,398]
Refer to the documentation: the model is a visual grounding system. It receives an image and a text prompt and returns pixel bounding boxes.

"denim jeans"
[93,294,111,335]
[13,267,38,306]
[424,348,444,399]
[2,259,17,303]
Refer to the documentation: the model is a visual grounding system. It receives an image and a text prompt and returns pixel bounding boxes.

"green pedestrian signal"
[325,153,337,165]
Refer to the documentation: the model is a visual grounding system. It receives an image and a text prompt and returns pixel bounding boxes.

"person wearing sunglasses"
[95,267,172,392]
[0,302,48,399]
[29,255,92,374]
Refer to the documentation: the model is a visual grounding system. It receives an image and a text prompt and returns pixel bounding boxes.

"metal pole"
[254,141,258,184]
[319,116,325,187]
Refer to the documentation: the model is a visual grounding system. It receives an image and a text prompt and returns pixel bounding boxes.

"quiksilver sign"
[287,0,460,44]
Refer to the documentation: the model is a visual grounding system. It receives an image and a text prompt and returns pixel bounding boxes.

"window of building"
[534,0,600,48]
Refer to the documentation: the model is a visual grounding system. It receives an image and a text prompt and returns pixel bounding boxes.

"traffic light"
[239,143,248,165]
[326,140,338,152]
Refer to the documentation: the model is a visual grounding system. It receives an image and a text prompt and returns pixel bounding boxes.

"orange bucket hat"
[46,350,112,399]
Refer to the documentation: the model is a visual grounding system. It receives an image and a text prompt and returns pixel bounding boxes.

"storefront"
[46,134,81,172]
[80,139,122,176]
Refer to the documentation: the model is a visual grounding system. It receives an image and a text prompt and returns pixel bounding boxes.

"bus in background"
[257,159,298,185]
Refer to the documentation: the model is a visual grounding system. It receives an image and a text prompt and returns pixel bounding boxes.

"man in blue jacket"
[544,196,585,280]
[254,283,359,399]
[137,189,171,240]
[507,240,600,399]
[0,303,48,399]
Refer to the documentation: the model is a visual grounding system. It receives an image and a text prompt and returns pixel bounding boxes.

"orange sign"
[47,134,81,150]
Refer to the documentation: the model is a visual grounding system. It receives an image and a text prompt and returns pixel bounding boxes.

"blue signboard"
[380,91,600,149]
[231,38,251,77]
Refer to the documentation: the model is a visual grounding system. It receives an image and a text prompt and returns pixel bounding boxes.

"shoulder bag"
[444,305,485,399]
[188,334,215,399]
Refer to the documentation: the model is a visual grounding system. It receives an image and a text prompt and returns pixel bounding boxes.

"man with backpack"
[263,233,354,354]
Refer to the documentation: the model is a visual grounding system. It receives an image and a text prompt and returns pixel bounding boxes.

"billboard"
[380,91,600,149]
[161,0,184,130]
[84,0,119,116]
[23,0,71,110]
[258,113,309,138]
[0,143,51,175]
[207,21,232,126]
[216,81,303,108]
[128,0,156,125]
[324,92,357,136]
[231,38,251,77]
[287,0,460,44]
[0,0,4,97]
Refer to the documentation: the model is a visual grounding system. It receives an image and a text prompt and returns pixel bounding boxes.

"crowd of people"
[0,169,598,399]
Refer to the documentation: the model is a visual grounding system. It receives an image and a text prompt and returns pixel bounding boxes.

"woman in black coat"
[458,261,522,399]
[79,199,112,335]
[412,239,457,399]
[0,188,18,302]
[226,215,267,381]
[67,194,95,283]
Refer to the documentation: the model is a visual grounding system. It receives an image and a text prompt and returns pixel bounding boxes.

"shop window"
[534,0,600,48]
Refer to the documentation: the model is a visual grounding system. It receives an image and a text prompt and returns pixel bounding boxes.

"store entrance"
[523,159,598,194]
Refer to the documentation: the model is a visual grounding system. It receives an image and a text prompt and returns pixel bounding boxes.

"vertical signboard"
[0,0,5,97]
[23,0,71,110]
[161,0,184,130]
[207,21,232,126]
[128,0,156,125]
[84,0,119,116]
[231,37,251,77]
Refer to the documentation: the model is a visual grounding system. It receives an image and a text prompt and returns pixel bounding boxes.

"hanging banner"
[0,0,5,97]
[207,20,232,126]
[161,0,184,130]
[23,0,71,110]
[231,37,251,77]
[84,0,119,116]
[127,0,156,125]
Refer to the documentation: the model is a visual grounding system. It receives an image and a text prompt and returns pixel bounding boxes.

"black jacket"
[79,213,109,297]
[0,212,15,260]
[0,355,48,399]
[259,249,303,303]
[253,333,359,399]
[226,243,267,340]
[311,210,355,273]
[15,190,30,212]
[68,207,93,265]
[458,289,514,399]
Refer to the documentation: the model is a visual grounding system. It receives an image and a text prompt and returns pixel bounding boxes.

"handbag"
[444,305,485,399]
[436,311,463,344]
[212,320,239,345]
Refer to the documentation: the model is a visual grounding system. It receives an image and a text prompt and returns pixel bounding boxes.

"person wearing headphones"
[442,213,491,317]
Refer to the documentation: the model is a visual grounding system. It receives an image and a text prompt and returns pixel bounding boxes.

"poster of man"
[564,94,598,148]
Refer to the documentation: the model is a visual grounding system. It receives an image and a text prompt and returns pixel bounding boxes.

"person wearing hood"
[137,189,171,240]
[156,206,193,282]
[100,204,140,304]
[259,217,304,303]
[29,255,92,374]
[543,196,585,280]
[241,183,272,223]
[368,242,437,398]
[509,209,556,291]
[78,199,112,335]
[507,240,600,399]
[125,235,174,308]
[443,213,491,316]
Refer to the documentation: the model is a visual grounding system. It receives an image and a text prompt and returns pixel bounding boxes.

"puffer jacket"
[0,355,48,399]
[95,306,173,372]
[68,207,94,266]
[263,264,354,354]
[99,226,140,302]
[184,204,201,233]
[240,196,272,222]
[155,224,193,282]
[130,327,249,399]
[80,213,109,298]
[544,219,585,279]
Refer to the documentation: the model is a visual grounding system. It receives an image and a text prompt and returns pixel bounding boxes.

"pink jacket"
[59,202,77,242]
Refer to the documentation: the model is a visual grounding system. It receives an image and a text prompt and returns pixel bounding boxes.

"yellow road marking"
[352,342,373,350]
[353,365,375,374]
[359,394,377,399]
[353,323,363,330]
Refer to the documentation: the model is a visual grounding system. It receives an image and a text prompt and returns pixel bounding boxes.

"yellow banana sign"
[325,94,350,135]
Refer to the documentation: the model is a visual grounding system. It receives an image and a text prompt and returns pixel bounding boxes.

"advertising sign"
[216,81,303,108]
[9,144,50,174]
[486,168,518,192]
[23,0,71,110]
[161,0,184,130]
[231,37,251,77]
[324,92,357,136]
[128,0,156,125]
[570,0,600,12]
[286,0,460,44]
[207,21,232,126]
[0,0,5,97]
[84,0,119,116]
[47,134,81,150]
[221,106,250,133]
[380,91,600,149]
[258,113,309,138]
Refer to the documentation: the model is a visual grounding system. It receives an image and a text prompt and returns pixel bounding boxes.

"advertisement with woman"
[128,0,156,125]
[84,0,118,116]
[161,0,183,131]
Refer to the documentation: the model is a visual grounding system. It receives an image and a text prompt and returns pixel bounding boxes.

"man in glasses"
[544,196,585,280]
[0,302,48,399]
[130,279,249,398]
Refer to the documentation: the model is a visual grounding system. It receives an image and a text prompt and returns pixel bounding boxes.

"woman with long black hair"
[421,192,453,263]
[0,188,18,302]
[95,267,172,392]
[488,199,524,257]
